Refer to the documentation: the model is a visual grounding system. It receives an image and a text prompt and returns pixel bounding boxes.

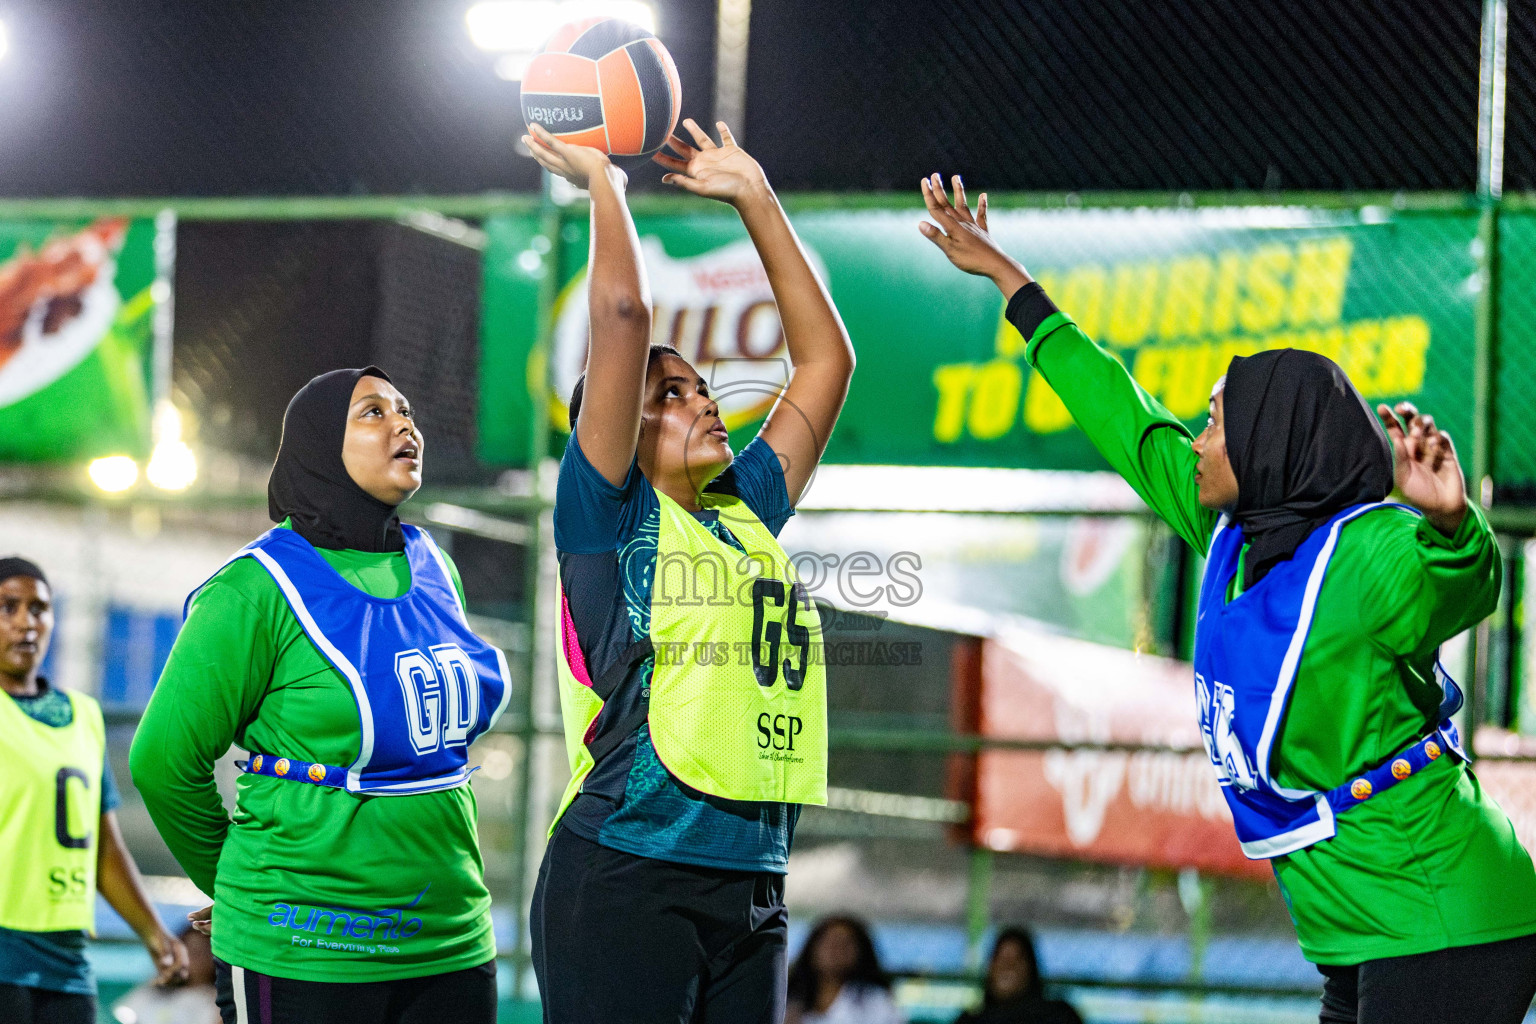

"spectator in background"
[956,927,1082,1024]
[0,556,187,1024]
[786,916,904,1024]
[112,923,219,1024]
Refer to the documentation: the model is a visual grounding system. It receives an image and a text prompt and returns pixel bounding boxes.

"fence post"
[507,171,563,998]
[1471,0,1508,736]
[964,846,993,973]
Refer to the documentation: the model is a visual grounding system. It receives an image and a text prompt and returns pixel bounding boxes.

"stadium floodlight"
[465,0,657,80]
[146,440,197,491]
[88,456,139,494]
[146,401,198,492]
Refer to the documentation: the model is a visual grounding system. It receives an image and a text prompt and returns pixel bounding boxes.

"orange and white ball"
[520,17,682,159]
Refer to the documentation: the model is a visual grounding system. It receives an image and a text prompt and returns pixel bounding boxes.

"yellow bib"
[552,487,828,829]
[0,689,104,932]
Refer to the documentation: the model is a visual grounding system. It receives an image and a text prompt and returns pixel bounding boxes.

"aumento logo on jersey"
[550,236,831,431]
[268,885,428,942]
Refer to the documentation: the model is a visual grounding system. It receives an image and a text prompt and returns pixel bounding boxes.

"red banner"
[968,628,1268,879]
[966,632,1536,880]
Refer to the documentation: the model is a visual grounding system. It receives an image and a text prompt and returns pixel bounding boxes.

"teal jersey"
[554,432,801,872]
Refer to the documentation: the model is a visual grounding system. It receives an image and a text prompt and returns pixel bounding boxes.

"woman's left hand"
[187,903,213,938]
[145,926,190,986]
[1378,401,1467,535]
[653,119,770,206]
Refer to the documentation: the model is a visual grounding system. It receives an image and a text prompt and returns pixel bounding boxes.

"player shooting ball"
[522,118,854,1023]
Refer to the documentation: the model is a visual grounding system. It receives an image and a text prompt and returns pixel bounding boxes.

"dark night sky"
[0,0,718,196]
[0,0,1509,197]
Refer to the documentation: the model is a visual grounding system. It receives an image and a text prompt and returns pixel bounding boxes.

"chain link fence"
[744,0,1485,192]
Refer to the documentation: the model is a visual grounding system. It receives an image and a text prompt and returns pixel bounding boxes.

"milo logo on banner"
[550,237,828,431]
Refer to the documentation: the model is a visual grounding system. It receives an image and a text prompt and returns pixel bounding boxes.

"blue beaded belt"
[236,752,347,789]
[1323,724,1462,816]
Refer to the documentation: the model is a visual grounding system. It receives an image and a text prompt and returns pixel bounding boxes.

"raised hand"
[918,173,1031,297]
[1378,401,1467,535]
[653,120,769,206]
[522,122,618,191]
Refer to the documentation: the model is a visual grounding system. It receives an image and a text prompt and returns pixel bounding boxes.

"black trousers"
[213,958,496,1024]
[0,984,94,1024]
[530,824,788,1024]
[1318,932,1536,1024]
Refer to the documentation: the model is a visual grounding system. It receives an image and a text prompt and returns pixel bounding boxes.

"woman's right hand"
[918,172,1031,297]
[522,123,621,191]
[187,904,212,938]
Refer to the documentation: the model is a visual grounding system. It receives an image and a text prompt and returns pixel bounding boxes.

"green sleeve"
[1361,501,1502,659]
[1025,312,1219,552]
[128,566,275,897]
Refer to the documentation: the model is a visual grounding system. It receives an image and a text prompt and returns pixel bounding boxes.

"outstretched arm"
[656,120,854,505]
[525,123,652,488]
[918,173,1217,550]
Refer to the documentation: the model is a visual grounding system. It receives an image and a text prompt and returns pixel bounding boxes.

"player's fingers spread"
[918,221,949,247]
[665,133,698,158]
[682,118,715,148]
[1428,434,1448,473]
[977,193,989,231]
[716,121,738,147]
[921,179,949,220]
[927,173,952,210]
[1377,404,1406,438]
[653,152,688,172]
[952,175,971,220]
[1395,400,1420,423]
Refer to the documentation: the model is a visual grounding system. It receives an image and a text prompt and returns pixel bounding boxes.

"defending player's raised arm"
[655,119,855,506]
[525,122,652,487]
[918,171,1032,298]
[919,173,1217,550]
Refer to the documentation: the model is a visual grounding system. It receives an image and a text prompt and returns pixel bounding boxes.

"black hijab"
[267,366,406,553]
[1223,349,1393,588]
[0,557,47,587]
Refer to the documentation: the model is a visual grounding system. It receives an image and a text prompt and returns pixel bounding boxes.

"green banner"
[1496,212,1536,495]
[0,218,158,462]
[481,205,1478,471]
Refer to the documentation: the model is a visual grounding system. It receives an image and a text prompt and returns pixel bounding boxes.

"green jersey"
[129,527,495,982]
[1023,308,1536,964]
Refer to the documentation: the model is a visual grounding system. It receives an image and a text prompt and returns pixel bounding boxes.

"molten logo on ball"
[1350,778,1372,800]
[525,106,588,124]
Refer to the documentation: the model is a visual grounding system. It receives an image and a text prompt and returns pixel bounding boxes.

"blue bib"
[189,525,512,796]
[1193,502,1465,859]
